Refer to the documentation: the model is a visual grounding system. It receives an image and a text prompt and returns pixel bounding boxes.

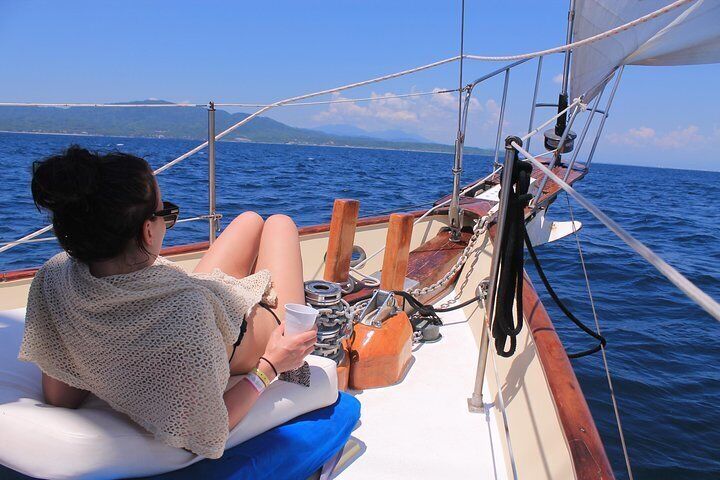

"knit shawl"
[18,252,275,459]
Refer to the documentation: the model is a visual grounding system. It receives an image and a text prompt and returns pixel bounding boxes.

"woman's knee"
[265,214,297,233]
[228,211,264,231]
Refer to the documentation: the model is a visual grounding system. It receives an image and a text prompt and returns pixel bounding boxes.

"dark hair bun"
[32,145,101,211]
[31,145,158,262]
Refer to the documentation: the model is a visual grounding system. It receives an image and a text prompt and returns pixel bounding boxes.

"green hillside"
[0,100,492,155]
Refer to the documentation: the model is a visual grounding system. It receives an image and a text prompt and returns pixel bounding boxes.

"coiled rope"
[491,159,533,357]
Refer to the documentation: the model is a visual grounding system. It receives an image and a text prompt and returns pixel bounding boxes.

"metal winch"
[304,280,352,364]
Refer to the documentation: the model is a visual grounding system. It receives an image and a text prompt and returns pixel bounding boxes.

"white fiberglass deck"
[334,293,508,480]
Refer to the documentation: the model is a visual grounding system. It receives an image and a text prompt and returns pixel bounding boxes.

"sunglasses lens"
[164,214,178,229]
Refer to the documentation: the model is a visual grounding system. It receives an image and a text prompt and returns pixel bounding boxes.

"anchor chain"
[347,215,489,322]
[408,215,489,303]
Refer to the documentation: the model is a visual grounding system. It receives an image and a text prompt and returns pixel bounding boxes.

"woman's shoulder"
[41,251,71,270]
[31,252,71,284]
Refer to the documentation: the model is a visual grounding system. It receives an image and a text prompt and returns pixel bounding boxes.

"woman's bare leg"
[227,214,305,374]
[193,211,264,277]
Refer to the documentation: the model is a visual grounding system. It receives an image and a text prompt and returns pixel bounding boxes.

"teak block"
[323,199,360,284]
[348,312,413,390]
[380,213,414,292]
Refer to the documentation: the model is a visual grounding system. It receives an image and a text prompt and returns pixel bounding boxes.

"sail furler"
[571,0,720,101]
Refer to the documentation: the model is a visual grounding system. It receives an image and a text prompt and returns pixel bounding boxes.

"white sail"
[627,0,720,66]
[570,0,720,101]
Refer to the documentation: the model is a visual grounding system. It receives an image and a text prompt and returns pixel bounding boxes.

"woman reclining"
[19,145,316,458]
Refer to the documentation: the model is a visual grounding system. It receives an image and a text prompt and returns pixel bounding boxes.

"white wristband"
[245,372,266,394]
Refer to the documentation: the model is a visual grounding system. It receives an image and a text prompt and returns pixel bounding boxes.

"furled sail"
[570,0,720,101]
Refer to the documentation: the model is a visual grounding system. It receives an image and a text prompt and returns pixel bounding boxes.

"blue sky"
[1,0,718,170]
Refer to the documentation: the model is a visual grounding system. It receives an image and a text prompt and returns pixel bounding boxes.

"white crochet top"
[19,252,275,459]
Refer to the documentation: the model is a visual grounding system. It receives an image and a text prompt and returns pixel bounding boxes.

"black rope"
[523,231,607,358]
[491,157,534,357]
[347,141,605,358]
[392,290,443,325]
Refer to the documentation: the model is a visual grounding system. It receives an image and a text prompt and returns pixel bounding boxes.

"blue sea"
[1,132,718,479]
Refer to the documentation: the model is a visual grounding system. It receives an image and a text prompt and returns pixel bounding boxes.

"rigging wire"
[0,225,52,255]
[457,0,466,137]
[485,301,520,480]
[523,230,606,358]
[0,0,697,256]
[352,167,501,270]
[465,0,693,62]
[1,0,690,179]
[0,102,204,108]
[565,193,634,480]
[153,56,463,175]
[514,141,720,323]
[0,214,212,249]
[215,89,458,107]
[0,90,458,109]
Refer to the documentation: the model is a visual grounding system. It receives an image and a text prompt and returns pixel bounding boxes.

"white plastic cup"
[284,303,319,337]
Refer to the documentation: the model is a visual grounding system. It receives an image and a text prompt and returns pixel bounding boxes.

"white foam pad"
[0,308,338,479]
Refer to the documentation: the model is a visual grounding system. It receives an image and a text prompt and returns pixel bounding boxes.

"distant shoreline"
[2,130,717,173]
[0,129,492,157]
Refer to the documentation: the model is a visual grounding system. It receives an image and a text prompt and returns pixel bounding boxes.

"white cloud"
[310,88,496,144]
[553,74,563,85]
[655,125,704,148]
[607,125,709,149]
[481,99,511,133]
[313,91,420,126]
[485,99,500,119]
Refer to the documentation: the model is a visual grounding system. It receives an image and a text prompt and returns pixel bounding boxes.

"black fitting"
[555,93,568,136]
[505,136,523,150]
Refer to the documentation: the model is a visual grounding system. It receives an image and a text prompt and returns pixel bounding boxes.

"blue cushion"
[0,392,360,480]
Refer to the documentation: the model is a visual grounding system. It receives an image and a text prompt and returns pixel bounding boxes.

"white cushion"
[0,308,338,479]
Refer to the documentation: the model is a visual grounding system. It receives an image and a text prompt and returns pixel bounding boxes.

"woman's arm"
[224,324,316,429]
[224,359,277,427]
[42,373,89,409]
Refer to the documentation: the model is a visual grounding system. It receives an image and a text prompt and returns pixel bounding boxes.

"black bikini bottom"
[229,302,281,364]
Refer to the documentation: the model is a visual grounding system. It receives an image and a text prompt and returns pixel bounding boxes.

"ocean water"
[1,132,718,479]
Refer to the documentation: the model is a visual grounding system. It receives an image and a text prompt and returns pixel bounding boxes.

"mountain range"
[314,124,430,143]
[0,100,491,155]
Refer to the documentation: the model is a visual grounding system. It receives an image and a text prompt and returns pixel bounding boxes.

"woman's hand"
[262,324,317,373]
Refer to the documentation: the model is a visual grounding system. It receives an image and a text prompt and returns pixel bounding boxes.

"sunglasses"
[151,201,180,229]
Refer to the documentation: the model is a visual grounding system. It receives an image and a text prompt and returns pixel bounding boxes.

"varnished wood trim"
[0,268,39,282]
[323,199,360,283]
[523,273,614,480]
[380,214,414,291]
[161,241,210,256]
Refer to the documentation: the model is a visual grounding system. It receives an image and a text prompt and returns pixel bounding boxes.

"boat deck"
[334,292,508,480]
